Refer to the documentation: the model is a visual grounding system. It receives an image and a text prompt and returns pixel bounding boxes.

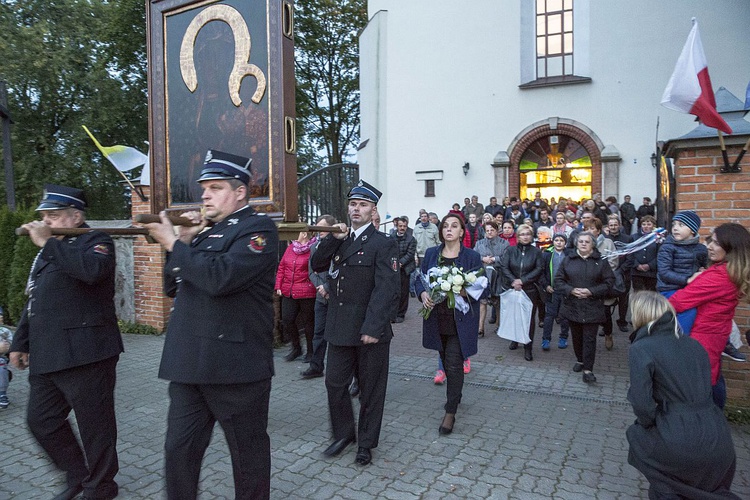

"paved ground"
[2,299,749,499]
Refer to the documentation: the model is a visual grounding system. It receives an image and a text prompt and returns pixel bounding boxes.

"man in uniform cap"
[310,180,400,466]
[145,149,278,499]
[10,184,123,500]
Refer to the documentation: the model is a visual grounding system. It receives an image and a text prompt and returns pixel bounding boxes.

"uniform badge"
[248,234,267,253]
[208,234,224,238]
[334,255,340,262]
[93,244,110,255]
[227,218,239,225]
[391,257,399,272]
[362,235,368,242]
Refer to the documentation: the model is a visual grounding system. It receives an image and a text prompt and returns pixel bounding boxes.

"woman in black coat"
[555,232,615,382]
[626,291,739,500]
[499,224,543,361]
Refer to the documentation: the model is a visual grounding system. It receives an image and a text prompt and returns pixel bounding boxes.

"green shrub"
[0,208,35,323]
[7,234,40,325]
[117,320,162,336]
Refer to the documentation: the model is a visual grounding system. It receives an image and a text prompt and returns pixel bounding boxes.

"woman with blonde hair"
[669,222,750,408]
[627,291,739,500]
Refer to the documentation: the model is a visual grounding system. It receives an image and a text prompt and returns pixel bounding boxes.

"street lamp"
[650,153,657,168]
[462,162,470,175]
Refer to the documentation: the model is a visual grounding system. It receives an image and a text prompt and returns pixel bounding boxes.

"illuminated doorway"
[519,135,592,202]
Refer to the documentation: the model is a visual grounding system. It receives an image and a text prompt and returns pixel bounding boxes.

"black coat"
[159,206,278,384]
[499,242,542,296]
[11,228,123,375]
[627,230,660,278]
[627,312,739,499]
[310,225,400,346]
[555,249,615,324]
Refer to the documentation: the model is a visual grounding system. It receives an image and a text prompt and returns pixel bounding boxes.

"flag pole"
[717,130,731,171]
[728,136,750,172]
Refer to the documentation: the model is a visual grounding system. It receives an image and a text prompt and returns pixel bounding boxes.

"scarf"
[292,236,317,255]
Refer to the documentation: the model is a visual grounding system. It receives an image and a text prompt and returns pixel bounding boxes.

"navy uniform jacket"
[159,206,278,385]
[11,227,124,375]
[310,224,400,346]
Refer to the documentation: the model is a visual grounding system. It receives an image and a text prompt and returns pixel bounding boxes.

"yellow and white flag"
[82,125,148,172]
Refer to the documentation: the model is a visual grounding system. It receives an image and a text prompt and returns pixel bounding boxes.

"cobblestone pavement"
[2,298,749,499]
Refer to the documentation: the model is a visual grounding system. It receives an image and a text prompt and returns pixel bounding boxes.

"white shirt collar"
[351,222,372,240]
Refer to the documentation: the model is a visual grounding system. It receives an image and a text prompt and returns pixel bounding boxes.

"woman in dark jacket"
[556,232,615,382]
[416,212,483,435]
[628,215,659,291]
[499,224,543,361]
[626,292,739,500]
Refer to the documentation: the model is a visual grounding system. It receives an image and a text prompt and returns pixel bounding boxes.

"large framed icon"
[147,0,297,220]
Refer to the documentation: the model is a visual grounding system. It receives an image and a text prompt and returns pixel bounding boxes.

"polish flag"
[661,19,732,134]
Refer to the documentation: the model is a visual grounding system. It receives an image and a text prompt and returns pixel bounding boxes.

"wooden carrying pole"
[17,218,346,240]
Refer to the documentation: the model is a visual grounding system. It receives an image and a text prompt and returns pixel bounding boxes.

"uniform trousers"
[165,379,272,500]
[325,342,390,449]
[27,356,119,499]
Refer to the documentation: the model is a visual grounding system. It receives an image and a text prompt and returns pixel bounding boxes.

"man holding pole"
[10,184,123,500]
[310,180,400,466]
[144,150,278,500]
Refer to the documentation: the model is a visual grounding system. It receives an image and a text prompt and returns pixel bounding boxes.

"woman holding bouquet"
[417,211,484,435]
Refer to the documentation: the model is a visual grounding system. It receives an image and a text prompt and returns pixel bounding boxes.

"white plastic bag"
[497,289,532,344]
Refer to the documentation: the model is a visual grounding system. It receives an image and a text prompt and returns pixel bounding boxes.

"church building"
[357,0,750,217]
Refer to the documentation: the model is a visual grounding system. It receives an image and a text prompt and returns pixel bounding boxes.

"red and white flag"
[661,18,732,134]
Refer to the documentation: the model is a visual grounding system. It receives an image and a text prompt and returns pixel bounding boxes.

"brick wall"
[672,142,750,405]
[132,187,172,331]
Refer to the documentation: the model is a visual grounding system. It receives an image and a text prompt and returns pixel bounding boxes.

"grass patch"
[118,320,162,336]
[725,406,750,425]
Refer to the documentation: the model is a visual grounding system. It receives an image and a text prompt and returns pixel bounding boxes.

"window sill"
[519,75,592,89]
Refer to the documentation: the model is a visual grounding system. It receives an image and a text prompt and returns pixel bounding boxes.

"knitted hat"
[672,211,701,235]
[552,233,568,243]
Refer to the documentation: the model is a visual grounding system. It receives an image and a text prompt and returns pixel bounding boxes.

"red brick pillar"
[670,141,750,405]
[131,187,172,330]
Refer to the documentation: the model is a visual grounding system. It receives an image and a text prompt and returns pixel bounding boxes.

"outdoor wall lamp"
[462,162,470,175]
[650,153,657,168]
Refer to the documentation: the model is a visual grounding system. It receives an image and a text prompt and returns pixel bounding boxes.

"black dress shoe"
[508,341,518,350]
[524,349,533,362]
[572,362,583,372]
[618,323,629,333]
[488,317,497,324]
[355,447,372,465]
[349,379,360,397]
[52,483,83,500]
[323,436,356,457]
[284,347,302,362]
[300,368,324,379]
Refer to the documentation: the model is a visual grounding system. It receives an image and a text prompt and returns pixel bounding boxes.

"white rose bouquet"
[418,263,487,319]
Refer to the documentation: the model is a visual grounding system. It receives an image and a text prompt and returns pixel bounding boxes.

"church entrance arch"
[507,118,603,203]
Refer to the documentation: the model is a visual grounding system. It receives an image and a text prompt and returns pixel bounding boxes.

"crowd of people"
[277,190,750,498]
[6,169,750,499]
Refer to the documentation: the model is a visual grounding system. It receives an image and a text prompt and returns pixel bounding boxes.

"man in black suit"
[10,184,124,500]
[310,180,400,466]
[145,150,278,500]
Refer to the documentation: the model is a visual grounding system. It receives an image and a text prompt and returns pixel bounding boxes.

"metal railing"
[297,163,359,224]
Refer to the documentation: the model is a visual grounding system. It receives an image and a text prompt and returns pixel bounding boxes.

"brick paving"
[1,298,749,499]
